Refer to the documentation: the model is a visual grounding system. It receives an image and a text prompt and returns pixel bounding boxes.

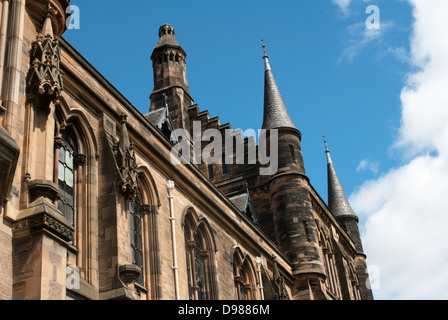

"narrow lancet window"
[130,198,144,285]
[58,131,75,227]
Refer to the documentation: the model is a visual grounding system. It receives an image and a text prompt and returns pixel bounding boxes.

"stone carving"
[14,212,74,242]
[111,114,139,199]
[27,5,64,106]
[271,258,289,300]
[264,257,289,300]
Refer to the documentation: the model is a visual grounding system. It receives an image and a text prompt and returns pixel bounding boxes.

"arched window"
[233,250,245,300]
[185,232,206,300]
[54,109,97,286]
[57,130,76,227]
[184,211,218,300]
[130,197,144,286]
[232,248,258,300]
[349,264,362,300]
[319,229,340,298]
[126,169,162,299]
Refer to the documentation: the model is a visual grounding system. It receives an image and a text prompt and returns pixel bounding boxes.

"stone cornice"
[276,126,302,141]
[13,198,75,242]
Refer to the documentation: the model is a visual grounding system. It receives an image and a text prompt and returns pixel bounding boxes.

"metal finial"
[323,135,330,153]
[261,38,268,58]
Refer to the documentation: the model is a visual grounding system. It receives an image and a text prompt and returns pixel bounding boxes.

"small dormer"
[145,106,176,143]
[229,191,258,224]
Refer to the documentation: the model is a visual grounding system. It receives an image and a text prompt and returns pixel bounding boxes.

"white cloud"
[350,0,448,300]
[339,20,394,63]
[356,158,380,175]
[387,46,411,64]
[332,0,352,14]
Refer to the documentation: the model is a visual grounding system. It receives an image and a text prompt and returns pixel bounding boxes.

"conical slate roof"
[325,140,357,217]
[261,41,297,130]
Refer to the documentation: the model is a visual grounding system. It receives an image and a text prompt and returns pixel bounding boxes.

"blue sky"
[64,1,448,300]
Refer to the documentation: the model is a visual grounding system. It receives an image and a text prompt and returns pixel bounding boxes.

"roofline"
[59,37,292,269]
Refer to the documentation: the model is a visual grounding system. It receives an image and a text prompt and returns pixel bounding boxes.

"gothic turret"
[324,138,374,300]
[325,139,357,219]
[150,24,193,131]
[262,40,325,300]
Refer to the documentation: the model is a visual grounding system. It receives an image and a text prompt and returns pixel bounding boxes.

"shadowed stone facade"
[0,1,373,300]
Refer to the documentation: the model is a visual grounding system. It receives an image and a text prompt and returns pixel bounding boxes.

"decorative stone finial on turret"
[26,0,71,39]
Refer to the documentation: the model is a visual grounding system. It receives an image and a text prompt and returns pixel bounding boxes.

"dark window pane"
[208,164,214,179]
[129,198,144,286]
[240,283,246,300]
[57,132,76,228]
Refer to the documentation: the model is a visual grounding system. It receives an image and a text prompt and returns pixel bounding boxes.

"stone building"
[0,0,373,300]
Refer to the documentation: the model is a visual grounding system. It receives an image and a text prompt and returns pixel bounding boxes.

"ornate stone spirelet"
[112,114,139,199]
[28,5,64,106]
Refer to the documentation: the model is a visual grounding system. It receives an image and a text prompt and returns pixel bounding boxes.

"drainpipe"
[4,0,25,134]
[167,180,180,300]
[0,0,10,103]
[256,256,265,300]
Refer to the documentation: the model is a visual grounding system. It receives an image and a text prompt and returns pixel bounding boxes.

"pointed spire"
[42,4,56,38]
[324,137,357,217]
[261,39,297,130]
